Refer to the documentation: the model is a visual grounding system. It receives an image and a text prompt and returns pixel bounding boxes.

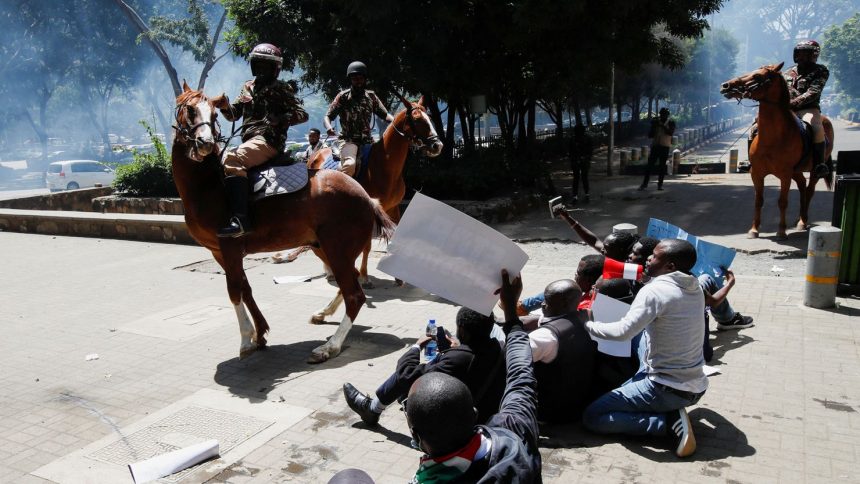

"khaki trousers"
[223,135,277,177]
[796,108,825,143]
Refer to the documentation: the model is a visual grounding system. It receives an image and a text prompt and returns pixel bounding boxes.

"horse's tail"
[370,198,397,244]
[824,155,834,191]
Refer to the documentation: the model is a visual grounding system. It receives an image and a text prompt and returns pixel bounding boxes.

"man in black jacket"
[343,307,505,426]
[406,269,541,483]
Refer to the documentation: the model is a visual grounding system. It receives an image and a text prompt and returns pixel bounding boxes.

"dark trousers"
[571,158,590,197]
[641,145,670,188]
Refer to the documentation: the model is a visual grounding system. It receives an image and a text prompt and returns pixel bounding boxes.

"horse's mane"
[764,65,791,108]
[176,89,207,107]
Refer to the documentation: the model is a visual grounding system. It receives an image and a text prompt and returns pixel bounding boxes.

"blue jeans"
[698,274,736,323]
[582,334,702,436]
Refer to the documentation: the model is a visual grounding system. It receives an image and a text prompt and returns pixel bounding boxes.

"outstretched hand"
[495,269,523,312]
[724,268,736,286]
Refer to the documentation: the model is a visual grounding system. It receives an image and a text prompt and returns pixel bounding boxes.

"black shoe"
[343,383,380,426]
[218,176,252,238]
[717,312,754,331]
[637,185,647,191]
[668,408,696,458]
[657,185,664,191]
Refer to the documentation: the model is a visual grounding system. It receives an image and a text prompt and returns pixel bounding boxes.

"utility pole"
[608,62,615,176]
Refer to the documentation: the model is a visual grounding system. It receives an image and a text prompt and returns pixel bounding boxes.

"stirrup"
[217,217,250,238]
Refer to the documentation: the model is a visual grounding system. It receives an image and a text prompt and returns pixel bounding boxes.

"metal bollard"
[612,223,637,235]
[729,149,738,173]
[804,226,842,308]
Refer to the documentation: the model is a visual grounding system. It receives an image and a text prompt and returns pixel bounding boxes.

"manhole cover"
[88,406,272,482]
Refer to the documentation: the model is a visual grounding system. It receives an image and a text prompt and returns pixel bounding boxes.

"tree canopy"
[823,13,860,101]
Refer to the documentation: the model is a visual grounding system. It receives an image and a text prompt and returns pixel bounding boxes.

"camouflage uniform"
[784,63,829,143]
[325,88,390,175]
[220,79,308,177]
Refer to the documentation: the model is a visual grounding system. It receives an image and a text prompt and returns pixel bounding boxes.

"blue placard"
[645,218,736,279]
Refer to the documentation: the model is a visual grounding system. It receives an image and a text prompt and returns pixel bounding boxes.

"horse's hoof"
[796,222,808,231]
[271,253,286,264]
[307,344,340,364]
[360,280,374,290]
[310,313,326,324]
[747,231,759,239]
[776,232,788,240]
[239,344,257,360]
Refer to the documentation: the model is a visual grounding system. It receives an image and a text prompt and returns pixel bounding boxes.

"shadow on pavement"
[537,409,755,463]
[350,420,414,449]
[710,330,756,363]
[213,324,412,400]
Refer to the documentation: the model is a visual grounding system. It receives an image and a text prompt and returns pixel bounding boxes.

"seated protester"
[627,236,660,296]
[407,269,541,483]
[528,279,598,422]
[343,307,505,426]
[594,276,635,304]
[582,239,707,458]
[700,269,751,362]
[552,207,637,261]
[518,254,604,314]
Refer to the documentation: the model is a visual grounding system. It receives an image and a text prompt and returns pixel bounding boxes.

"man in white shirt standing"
[582,238,707,458]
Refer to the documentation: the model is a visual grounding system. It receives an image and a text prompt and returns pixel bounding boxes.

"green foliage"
[113,120,178,197]
[823,13,860,102]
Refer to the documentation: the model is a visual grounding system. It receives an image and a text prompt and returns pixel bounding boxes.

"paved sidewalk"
[1,231,859,483]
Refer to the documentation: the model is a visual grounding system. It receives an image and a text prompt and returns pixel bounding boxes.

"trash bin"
[834,174,860,286]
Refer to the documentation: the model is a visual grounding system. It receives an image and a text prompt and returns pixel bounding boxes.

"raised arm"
[553,207,603,252]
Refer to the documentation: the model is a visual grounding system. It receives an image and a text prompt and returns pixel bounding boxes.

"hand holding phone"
[436,326,451,351]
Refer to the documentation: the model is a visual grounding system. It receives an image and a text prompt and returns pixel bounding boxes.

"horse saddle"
[249,153,308,201]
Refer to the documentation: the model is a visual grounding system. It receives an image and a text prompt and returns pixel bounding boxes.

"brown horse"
[720,63,834,239]
[171,82,395,363]
[307,96,442,287]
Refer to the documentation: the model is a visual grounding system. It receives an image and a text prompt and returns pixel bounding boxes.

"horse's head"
[174,81,222,162]
[720,62,785,103]
[394,96,443,157]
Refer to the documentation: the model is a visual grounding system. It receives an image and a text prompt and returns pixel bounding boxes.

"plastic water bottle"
[425,319,437,361]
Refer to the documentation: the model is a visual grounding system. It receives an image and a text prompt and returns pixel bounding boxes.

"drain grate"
[88,406,272,482]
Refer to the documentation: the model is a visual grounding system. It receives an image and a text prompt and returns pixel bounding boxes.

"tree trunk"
[585,104,592,126]
[444,101,455,160]
[197,10,228,90]
[554,102,563,139]
[572,97,583,126]
[112,0,182,97]
[648,97,653,118]
[527,98,536,145]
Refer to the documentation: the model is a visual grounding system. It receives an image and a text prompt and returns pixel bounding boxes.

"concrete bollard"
[671,136,679,146]
[631,148,640,161]
[612,223,637,235]
[804,226,842,308]
[641,146,649,159]
[672,149,681,174]
[729,149,738,173]
[620,150,629,171]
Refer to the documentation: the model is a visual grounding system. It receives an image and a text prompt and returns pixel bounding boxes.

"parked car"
[45,160,115,191]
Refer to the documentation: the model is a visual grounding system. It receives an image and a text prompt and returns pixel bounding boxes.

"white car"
[46,160,115,191]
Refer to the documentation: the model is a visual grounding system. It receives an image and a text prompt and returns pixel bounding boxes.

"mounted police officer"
[785,40,830,177]
[216,43,308,237]
[323,61,394,177]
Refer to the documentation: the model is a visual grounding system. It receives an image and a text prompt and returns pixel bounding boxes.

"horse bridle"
[391,104,439,149]
[172,101,222,152]
[723,70,775,102]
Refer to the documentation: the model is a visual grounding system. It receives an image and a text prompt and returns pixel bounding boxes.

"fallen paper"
[128,439,219,484]
[273,274,315,284]
[378,193,529,316]
[85,354,99,361]
[703,365,721,377]
[589,293,634,357]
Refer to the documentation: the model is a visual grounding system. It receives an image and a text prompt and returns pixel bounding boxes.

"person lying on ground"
[525,279,598,423]
[552,206,637,262]
[343,307,505,427]
[582,239,707,458]
[406,269,542,483]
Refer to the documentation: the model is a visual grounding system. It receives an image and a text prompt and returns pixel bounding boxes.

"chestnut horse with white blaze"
[720,63,834,239]
[171,82,395,363]
[307,95,442,288]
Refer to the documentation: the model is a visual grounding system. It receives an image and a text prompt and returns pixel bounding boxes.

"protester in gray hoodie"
[582,239,707,458]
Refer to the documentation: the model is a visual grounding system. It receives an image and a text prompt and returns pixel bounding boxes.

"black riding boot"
[218,176,252,238]
[811,142,828,178]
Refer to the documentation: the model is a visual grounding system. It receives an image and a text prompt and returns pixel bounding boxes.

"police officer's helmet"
[794,40,820,62]
[249,43,283,69]
[347,61,368,79]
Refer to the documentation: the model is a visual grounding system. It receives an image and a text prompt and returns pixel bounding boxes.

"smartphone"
[436,325,450,351]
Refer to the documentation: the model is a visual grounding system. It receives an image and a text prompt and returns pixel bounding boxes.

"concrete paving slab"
[32,388,312,484]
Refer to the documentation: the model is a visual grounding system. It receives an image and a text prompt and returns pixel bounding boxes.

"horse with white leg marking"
[171,82,395,363]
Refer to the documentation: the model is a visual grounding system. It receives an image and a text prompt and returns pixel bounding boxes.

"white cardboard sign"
[589,293,634,357]
[378,193,529,316]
